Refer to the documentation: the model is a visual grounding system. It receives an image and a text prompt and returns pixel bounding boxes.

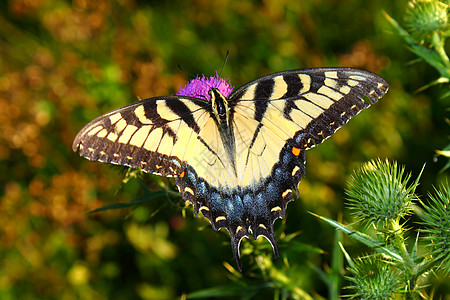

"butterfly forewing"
[74,96,208,177]
[229,68,388,149]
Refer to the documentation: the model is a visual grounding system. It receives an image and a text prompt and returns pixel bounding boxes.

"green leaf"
[415,77,450,93]
[339,242,355,269]
[311,213,404,262]
[89,191,167,213]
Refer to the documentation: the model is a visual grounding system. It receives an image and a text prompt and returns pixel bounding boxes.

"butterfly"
[73,67,388,271]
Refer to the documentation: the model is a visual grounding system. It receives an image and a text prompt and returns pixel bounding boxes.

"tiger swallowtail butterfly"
[73,67,388,271]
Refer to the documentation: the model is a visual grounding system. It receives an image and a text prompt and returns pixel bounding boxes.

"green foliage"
[386,0,450,80]
[385,0,450,169]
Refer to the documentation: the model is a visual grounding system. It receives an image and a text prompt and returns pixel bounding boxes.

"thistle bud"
[346,160,418,224]
[346,256,403,299]
[404,0,448,39]
[177,73,234,100]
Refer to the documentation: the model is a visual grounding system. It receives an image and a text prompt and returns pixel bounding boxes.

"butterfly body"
[73,68,388,270]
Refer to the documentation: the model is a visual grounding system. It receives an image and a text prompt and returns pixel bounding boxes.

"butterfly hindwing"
[73,67,388,271]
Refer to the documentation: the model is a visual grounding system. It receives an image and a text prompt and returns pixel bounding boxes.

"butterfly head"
[209,88,228,117]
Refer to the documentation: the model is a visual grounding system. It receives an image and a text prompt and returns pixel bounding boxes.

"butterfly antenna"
[219,50,229,77]
[178,64,196,78]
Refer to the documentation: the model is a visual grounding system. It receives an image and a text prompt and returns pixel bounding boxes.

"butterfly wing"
[221,68,388,266]
[230,68,388,149]
[73,95,234,184]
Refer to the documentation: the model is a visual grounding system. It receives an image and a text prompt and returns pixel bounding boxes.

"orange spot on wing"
[180,171,185,178]
[292,147,301,156]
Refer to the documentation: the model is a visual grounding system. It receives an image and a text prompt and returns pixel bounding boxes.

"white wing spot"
[115,119,127,133]
[324,78,338,89]
[298,74,311,94]
[340,85,351,94]
[291,166,300,177]
[143,127,163,152]
[184,187,194,196]
[118,125,138,144]
[97,129,108,138]
[107,132,118,142]
[349,75,366,81]
[271,206,282,212]
[347,80,359,87]
[324,71,338,79]
[88,125,103,136]
[129,126,151,147]
[282,189,292,198]
[304,92,334,109]
[215,216,226,222]
[271,75,288,99]
[156,101,182,121]
[134,105,153,124]
[109,113,122,125]
[297,100,324,118]
[199,206,210,212]
[317,86,342,101]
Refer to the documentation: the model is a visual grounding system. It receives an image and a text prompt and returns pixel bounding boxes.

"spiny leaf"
[311,213,404,262]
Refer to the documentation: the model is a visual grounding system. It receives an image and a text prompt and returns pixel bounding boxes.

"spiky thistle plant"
[315,160,450,299]
[419,182,450,274]
[345,255,403,300]
[404,0,449,41]
[346,159,418,225]
[177,73,234,100]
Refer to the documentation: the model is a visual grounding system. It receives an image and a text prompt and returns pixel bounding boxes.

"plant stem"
[388,219,418,300]
[432,31,450,78]
[389,220,414,270]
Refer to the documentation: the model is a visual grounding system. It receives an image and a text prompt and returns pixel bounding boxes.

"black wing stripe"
[164,99,202,134]
[282,73,303,98]
[254,80,273,121]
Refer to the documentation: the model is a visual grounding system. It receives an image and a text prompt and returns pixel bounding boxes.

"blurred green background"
[1,0,449,299]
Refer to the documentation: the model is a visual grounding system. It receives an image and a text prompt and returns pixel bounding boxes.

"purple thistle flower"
[177,73,234,101]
